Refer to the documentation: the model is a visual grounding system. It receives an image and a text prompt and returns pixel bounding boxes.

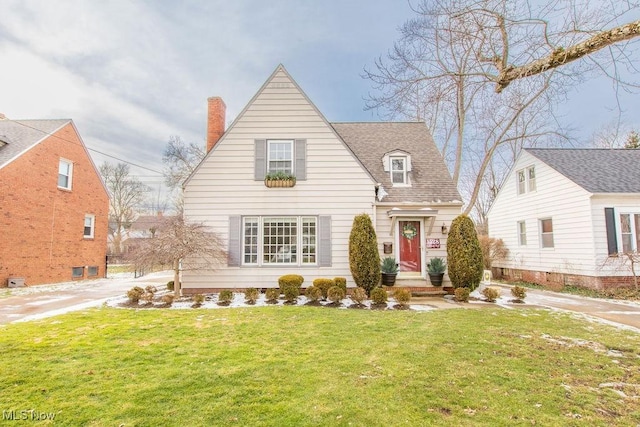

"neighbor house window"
[72,267,84,278]
[619,213,640,253]
[58,159,73,190]
[517,166,536,195]
[241,216,317,266]
[83,214,95,238]
[390,157,407,184]
[517,221,527,246]
[267,140,293,174]
[540,218,554,248]
[87,266,99,277]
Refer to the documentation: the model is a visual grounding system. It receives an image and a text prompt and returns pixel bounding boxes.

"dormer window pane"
[391,157,406,184]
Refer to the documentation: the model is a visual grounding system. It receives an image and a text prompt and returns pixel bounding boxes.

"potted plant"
[264,171,296,188]
[381,256,399,286]
[427,257,446,286]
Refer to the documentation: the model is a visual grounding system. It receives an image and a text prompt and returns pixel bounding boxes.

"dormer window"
[383,150,412,187]
[391,157,407,184]
[267,140,293,174]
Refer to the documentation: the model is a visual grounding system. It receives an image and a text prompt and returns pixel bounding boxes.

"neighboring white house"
[181,65,462,293]
[487,148,640,289]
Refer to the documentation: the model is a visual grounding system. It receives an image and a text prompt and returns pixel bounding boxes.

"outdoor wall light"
[441,223,448,234]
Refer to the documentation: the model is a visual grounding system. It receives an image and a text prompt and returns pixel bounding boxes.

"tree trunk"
[173,258,181,297]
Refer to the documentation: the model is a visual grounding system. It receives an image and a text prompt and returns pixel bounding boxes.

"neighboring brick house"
[0,117,109,286]
[181,65,462,292]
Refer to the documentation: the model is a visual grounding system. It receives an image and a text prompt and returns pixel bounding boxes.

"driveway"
[0,271,172,324]
[1,275,639,332]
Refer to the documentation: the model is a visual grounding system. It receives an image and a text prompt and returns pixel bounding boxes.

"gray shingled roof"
[331,122,461,203]
[525,148,640,193]
[0,119,70,169]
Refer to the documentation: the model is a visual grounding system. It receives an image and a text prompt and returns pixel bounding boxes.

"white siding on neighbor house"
[590,194,640,276]
[374,204,461,285]
[183,69,375,289]
[488,151,596,276]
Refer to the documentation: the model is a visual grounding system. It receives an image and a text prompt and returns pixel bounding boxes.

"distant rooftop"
[525,148,640,193]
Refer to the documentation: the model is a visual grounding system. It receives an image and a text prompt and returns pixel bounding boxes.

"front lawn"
[1,307,639,426]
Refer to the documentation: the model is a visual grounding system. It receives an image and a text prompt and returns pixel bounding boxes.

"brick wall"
[0,122,109,286]
[492,267,636,291]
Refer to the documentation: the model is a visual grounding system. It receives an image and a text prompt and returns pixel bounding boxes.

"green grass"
[1,307,639,426]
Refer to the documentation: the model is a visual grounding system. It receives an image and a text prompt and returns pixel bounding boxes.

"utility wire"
[11,120,165,175]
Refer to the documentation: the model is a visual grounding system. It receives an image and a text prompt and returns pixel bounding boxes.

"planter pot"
[428,273,444,286]
[264,179,296,188]
[381,272,397,286]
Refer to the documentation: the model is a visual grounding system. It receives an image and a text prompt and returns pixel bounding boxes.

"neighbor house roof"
[0,119,70,169]
[525,148,640,194]
[331,122,461,204]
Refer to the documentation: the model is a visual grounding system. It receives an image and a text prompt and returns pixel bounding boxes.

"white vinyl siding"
[183,68,374,289]
[488,152,595,276]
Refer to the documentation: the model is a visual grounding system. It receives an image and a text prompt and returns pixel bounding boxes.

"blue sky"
[1,0,637,192]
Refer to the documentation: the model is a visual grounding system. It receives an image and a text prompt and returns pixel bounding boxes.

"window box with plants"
[427,257,446,286]
[381,256,399,286]
[264,171,296,188]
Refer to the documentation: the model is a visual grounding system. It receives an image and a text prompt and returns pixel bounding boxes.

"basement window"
[72,267,84,279]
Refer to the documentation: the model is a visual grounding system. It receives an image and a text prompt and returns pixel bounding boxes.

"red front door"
[399,220,421,273]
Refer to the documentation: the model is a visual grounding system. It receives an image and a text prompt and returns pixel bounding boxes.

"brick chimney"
[206,97,226,152]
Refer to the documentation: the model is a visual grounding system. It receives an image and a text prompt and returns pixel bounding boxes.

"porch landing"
[384,278,451,296]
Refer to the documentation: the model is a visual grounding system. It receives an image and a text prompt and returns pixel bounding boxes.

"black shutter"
[604,207,618,255]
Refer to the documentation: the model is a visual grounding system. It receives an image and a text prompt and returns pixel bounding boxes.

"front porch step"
[383,279,450,296]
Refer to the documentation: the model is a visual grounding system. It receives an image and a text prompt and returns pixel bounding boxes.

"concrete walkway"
[0,271,172,324]
[1,275,639,332]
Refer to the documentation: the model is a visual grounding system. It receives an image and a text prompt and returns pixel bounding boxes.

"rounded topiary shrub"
[244,288,259,305]
[305,285,322,303]
[370,287,388,305]
[482,287,500,303]
[283,285,299,304]
[393,288,412,306]
[278,275,304,293]
[127,286,145,303]
[313,278,335,299]
[265,288,280,304]
[333,277,347,293]
[327,285,346,304]
[454,287,470,302]
[161,294,175,306]
[511,285,527,302]
[446,214,483,290]
[349,214,381,296]
[218,290,234,305]
[350,287,367,305]
[192,294,205,307]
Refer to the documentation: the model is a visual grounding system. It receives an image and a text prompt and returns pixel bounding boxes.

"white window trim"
[390,156,410,187]
[517,220,527,246]
[266,139,294,175]
[58,158,73,190]
[539,218,554,249]
[516,165,536,195]
[618,212,640,253]
[242,216,318,267]
[84,214,95,239]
